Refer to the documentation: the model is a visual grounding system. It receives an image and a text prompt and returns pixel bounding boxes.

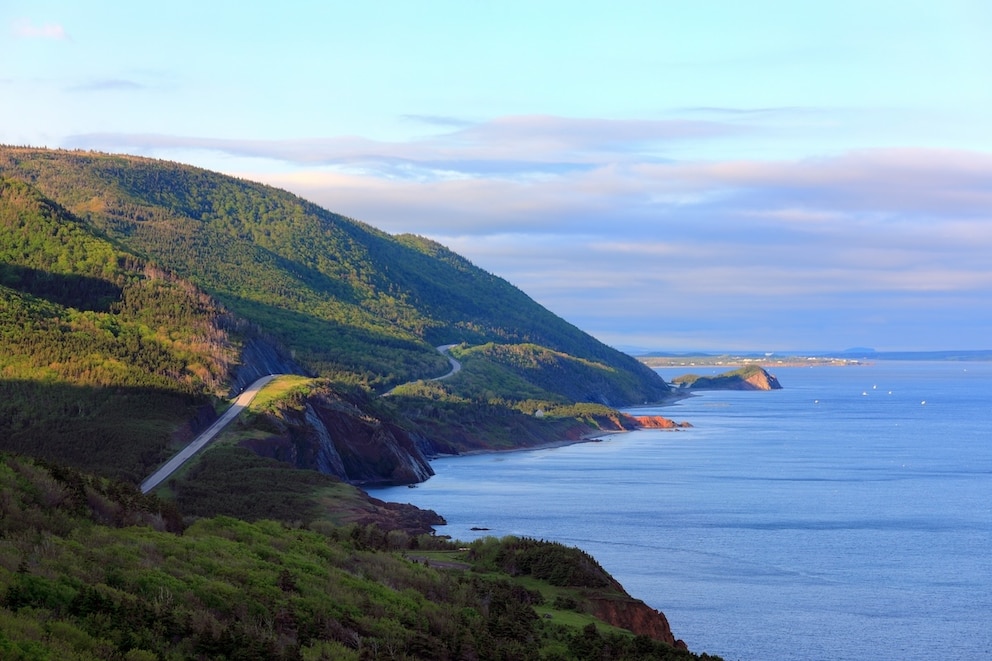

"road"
[382,345,462,396]
[139,374,277,493]
[434,344,462,380]
[141,345,461,492]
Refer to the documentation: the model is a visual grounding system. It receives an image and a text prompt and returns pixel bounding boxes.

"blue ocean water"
[368,362,992,660]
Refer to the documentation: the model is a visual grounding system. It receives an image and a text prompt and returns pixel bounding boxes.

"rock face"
[739,367,782,390]
[241,387,434,486]
[672,365,782,391]
[229,337,308,396]
[629,415,693,429]
[587,596,687,649]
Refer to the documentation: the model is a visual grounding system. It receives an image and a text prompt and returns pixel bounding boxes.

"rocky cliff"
[628,415,693,429]
[588,595,687,649]
[229,337,309,395]
[240,386,434,485]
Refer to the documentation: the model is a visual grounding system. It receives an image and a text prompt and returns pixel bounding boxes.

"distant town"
[637,349,992,368]
[637,354,864,368]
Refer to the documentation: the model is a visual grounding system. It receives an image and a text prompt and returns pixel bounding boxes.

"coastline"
[425,401,691,462]
[428,430,613,460]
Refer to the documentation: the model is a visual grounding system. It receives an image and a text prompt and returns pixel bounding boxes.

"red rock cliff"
[587,595,688,649]
[629,415,692,429]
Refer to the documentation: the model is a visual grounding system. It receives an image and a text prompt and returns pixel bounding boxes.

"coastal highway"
[434,344,462,380]
[142,345,459,492]
[382,344,461,395]
[139,374,278,494]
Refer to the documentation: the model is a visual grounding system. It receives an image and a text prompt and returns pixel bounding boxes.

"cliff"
[629,414,693,429]
[240,385,434,485]
[229,337,309,396]
[588,595,687,649]
[672,365,782,391]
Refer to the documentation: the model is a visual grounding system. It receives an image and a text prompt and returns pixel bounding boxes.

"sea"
[367,361,992,661]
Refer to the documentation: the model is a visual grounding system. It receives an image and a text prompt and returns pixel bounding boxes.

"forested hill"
[0,146,667,402]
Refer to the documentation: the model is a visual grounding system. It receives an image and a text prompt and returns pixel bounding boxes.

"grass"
[247,374,316,412]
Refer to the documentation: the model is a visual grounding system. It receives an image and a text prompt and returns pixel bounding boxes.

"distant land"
[636,349,992,368]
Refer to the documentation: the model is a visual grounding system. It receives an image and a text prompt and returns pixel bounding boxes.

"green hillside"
[0,149,714,658]
[0,178,235,481]
[0,454,720,660]
[0,144,674,504]
[0,146,668,401]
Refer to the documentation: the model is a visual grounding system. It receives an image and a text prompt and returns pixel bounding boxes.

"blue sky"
[3,1,991,352]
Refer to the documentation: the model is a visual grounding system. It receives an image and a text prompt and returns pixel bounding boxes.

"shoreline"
[424,396,692,462]
[428,431,614,460]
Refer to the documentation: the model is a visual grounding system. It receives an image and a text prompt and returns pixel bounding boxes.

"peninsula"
[670,365,783,391]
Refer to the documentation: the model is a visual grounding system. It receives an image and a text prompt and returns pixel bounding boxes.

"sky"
[3,1,991,352]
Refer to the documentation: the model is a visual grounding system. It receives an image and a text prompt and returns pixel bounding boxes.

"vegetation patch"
[0,455,721,660]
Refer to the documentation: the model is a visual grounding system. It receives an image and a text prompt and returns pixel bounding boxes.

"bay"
[368,362,992,660]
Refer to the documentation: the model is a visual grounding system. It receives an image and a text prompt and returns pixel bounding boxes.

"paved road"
[142,345,461,492]
[140,374,278,493]
[382,345,461,396]
[434,344,462,380]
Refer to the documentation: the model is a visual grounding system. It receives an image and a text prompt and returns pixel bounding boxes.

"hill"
[0,146,668,401]
[0,453,720,660]
[0,148,711,657]
[0,146,681,489]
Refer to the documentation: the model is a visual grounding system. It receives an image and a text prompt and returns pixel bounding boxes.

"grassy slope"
[0,179,412,516]
[0,455,719,660]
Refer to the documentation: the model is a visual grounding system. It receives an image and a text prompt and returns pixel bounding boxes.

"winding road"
[139,346,461,493]
[139,374,277,493]
[433,344,462,380]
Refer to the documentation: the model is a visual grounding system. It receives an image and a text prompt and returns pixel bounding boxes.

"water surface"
[370,362,992,660]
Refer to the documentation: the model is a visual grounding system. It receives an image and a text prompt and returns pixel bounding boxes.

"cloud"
[68,126,992,236]
[62,119,992,350]
[64,114,740,179]
[11,18,69,40]
[401,114,475,129]
[67,79,145,92]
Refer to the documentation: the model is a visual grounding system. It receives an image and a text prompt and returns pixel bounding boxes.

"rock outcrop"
[241,386,434,486]
[587,595,687,649]
[629,415,693,429]
[672,365,782,391]
[229,337,308,396]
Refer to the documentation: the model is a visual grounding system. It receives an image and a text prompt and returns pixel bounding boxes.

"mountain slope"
[0,146,668,402]
[0,178,236,480]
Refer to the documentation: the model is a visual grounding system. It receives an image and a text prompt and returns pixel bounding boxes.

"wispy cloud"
[63,115,992,350]
[11,18,70,40]
[64,114,741,178]
[401,114,475,129]
[67,79,145,92]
